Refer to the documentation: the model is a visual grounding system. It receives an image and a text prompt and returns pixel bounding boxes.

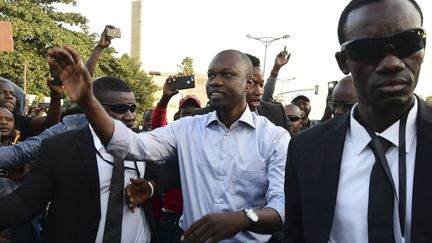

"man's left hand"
[182,211,249,243]
[125,178,153,213]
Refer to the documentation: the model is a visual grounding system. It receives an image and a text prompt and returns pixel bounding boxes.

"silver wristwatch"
[244,208,259,225]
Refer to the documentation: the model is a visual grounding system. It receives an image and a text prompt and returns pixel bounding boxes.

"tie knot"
[377,136,392,152]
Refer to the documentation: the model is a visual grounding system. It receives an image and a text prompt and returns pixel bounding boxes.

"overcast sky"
[58,0,432,118]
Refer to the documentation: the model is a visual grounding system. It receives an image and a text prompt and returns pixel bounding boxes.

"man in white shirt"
[284,0,432,243]
[49,47,290,242]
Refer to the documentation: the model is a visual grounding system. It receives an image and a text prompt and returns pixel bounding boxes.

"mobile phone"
[168,75,195,91]
[49,66,62,85]
[104,25,121,39]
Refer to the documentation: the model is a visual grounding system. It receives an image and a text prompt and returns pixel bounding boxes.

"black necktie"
[368,136,395,243]
[103,156,124,243]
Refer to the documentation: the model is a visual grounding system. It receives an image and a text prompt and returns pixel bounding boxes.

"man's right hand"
[157,76,179,109]
[48,46,93,105]
[274,47,291,69]
[163,76,180,98]
[98,28,112,49]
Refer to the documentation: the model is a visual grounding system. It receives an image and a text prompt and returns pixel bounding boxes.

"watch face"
[245,209,259,222]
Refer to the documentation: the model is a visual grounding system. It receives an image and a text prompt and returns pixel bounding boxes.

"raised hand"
[47,46,93,105]
[47,77,64,98]
[163,76,180,97]
[274,46,291,69]
[98,28,112,49]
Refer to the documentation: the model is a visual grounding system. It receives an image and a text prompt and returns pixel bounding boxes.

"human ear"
[335,52,350,75]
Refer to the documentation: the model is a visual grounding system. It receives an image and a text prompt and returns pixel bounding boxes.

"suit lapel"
[411,99,432,242]
[76,127,101,214]
[319,113,350,241]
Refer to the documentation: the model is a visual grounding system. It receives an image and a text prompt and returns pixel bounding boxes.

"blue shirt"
[0,114,88,168]
[108,107,290,242]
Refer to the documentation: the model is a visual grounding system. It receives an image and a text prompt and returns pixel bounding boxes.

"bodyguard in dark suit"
[284,0,431,242]
[0,77,157,243]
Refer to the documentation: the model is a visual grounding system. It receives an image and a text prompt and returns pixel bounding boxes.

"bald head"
[330,76,357,117]
[284,104,303,134]
[211,50,254,79]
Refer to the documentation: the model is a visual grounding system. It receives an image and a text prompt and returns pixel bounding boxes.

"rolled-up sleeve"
[265,129,290,222]
[106,119,178,162]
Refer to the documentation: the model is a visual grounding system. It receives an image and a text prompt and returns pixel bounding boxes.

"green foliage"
[0,0,157,121]
[0,0,93,96]
[96,54,158,123]
[177,56,195,76]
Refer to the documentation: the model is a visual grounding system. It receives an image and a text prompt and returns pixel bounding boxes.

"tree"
[97,54,158,122]
[0,0,94,96]
[177,56,195,76]
[0,0,157,120]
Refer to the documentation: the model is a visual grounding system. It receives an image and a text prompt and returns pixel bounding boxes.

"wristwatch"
[244,208,259,226]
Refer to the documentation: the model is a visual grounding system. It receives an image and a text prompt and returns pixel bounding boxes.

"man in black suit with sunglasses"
[284,0,432,242]
[0,76,157,243]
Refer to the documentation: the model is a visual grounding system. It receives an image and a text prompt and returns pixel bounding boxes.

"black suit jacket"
[0,127,158,243]
[194,101,289,130]
[284,98,432,243]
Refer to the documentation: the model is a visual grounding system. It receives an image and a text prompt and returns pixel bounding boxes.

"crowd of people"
[0,0,431,242]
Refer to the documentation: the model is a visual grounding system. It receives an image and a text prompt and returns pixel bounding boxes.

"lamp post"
[246,34,290,76]
[279,77,296,95]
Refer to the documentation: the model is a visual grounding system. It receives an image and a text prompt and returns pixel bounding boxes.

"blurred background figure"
[291,94,320,131]
[284,104,303,135]
[329,76,357,117]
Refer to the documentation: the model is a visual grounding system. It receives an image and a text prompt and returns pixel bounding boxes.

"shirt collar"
[349,97,418,155]
[205,105,256,129]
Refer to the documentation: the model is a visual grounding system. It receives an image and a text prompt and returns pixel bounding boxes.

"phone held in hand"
[49,65,62,85]
[168,75,195,91]
[104,25,121,39]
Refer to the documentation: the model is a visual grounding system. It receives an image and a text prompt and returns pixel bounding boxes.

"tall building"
[130,0,142,61]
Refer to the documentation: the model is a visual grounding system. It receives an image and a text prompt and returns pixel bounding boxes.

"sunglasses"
[287,115,302,122]
[340,28,426,64]
[329,101,355,111]
[102,103,137,114]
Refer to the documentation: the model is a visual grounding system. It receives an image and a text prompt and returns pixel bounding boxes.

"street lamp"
[278,77,296,94]
[246,34,290,76]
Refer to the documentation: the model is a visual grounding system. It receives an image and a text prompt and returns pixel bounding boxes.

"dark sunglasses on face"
[287,115,302,122]
[102,103,137,114]
[340,28,426,64]
[329,101,355,111]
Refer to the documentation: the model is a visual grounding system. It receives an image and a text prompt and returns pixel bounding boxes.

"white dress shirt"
[329,98,418,243]
[107,107,290,242]
[90,126,151,243]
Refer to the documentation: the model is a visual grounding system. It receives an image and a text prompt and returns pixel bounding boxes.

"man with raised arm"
[50,47,289,242]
